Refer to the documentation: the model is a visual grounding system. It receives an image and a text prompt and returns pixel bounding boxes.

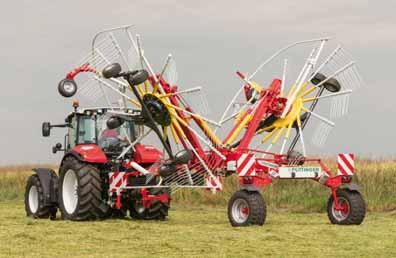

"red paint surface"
[72,144,107,163]
[132,143,163,164]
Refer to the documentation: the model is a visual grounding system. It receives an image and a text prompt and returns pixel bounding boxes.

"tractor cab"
[66,108,138,154]
[43,106,143,157]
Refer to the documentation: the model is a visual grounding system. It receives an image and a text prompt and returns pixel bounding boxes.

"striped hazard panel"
[109,172,127,192]
[237,153,256,176]
[337,153,355,176]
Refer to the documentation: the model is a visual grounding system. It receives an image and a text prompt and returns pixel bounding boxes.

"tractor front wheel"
[24,175,56,219]
[58,157,109,220]
[227,190,266,227]
[327,189,366,225]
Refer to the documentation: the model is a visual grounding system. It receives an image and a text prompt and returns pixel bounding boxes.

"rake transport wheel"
[327,189,366,225]
[58,157,108,220]
[227,190,267,227]
[24,175,56,219]
[129,188,170,220]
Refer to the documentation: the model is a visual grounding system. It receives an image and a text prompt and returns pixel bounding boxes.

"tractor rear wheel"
[327,189,366,225]
[25,175,56,219]
[228,190,266,227]
[58,157,109,220]
[129,188,170,220]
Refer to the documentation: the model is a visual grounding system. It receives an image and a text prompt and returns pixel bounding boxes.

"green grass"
[0,202,395,258]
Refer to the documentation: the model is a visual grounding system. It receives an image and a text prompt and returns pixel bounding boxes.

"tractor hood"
[133,143,163,164]
[72,144,108,163]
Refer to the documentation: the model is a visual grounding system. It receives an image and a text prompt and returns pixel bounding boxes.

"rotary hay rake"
[25,25,366,226]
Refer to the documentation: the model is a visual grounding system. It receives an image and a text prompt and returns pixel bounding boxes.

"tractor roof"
[65,107,141,122]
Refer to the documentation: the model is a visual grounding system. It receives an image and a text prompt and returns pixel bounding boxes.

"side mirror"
[42,122,51,137]
[52,143,63,154]
[106,116,124,129]
[174,149,193,165]
[58,78,78,98]
[102,63,122,79]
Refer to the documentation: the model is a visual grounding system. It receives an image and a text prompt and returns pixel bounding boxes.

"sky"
[0,0,394,165]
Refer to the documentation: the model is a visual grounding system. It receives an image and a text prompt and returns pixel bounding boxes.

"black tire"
[327,189,366,225]
[58,157,109,221]
[227,190,266,227]
[25,175,55,219]
[129,188,170,220]
[58,78,78,98]
[310,73,327,85]
[323,78,341,93]
[104,208,128,219]
[129,70,149,85]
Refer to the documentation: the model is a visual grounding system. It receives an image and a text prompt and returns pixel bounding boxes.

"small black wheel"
[25,175,55,218]
[323,78,341,93]
[327,189,366,225]
[129,70,149,85]
[58,157,109,221]
[311,73,327,85]
[58,78,78,98]
[227,190,266,227]
[129,188,170,220]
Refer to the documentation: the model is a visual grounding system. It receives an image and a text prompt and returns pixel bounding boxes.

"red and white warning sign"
[109,172,127,192]
[237,153,256,176]
[337,153,355,176]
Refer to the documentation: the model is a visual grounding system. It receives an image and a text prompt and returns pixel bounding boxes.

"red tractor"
[25,88,192,221]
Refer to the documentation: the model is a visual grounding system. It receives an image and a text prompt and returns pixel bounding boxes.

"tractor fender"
[60,152,84,167]
[240,185,261,192]
[32,168,59,206]
[340,183,361,192]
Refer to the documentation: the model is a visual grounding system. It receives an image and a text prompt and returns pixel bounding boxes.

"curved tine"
[312,62,355,90]
[160,54,172,77]
[280,59,288,96]
[296,117,306,157]
[308,45,342,82]
[302,107,335,127]
[249,37,331,80]
[109,33,131,70]
[216,85,245,132]
[91,24,135,54]
[303,90,353,102]
[164,57,178,85]
[280,122,293,154]
[93,76,140,107]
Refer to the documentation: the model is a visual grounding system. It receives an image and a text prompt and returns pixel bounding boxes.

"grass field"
[1,202,395,258]
[0,161,395,257]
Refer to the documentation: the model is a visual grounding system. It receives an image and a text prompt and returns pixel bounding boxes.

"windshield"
[76,113,137,149]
